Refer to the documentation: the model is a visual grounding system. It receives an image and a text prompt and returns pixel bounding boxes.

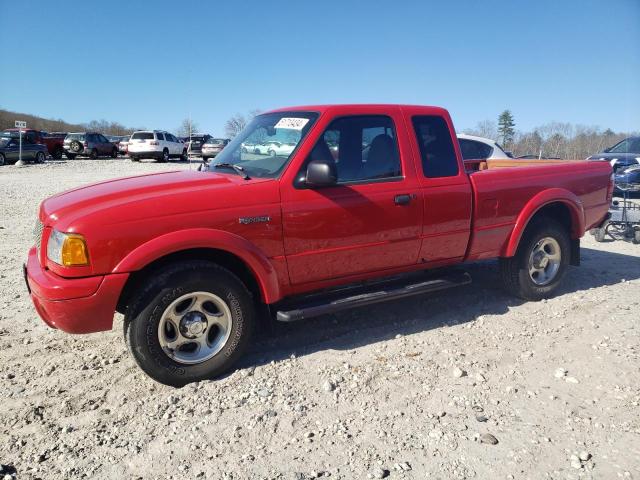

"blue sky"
[1,0,638,136]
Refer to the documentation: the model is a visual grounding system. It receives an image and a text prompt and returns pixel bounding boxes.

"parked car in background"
[186,134,212,156]
[2,128,65,159]
[0,132,47,165]
[516,154,562,160]
[116,136,130,155]
[253,140,297,157]
[63,132,118,159]
[614,164,640,194]
[201,138,230,161]
[456,134,513,160]
[587,136,640,172]
[128,130,187,162]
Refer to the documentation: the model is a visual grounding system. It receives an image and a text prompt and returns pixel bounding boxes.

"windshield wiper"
[213,163,250,180]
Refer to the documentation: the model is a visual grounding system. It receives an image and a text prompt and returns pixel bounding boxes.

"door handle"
[394,194,413,205]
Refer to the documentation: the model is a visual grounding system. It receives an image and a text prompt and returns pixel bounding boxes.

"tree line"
[466,110,637,159]
[0,108,141,136]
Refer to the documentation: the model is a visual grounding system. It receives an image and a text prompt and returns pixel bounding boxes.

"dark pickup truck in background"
[2,128,66,159]
[25,104,612,387]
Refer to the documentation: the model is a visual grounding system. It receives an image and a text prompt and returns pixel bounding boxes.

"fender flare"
[503,188,585,257]
[113,228,281,303]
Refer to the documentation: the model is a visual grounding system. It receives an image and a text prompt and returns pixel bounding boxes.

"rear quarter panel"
[467,161,611,260]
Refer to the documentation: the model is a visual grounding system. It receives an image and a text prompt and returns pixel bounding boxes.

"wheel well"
[527,202,575,236]
[116,248,262,314]
[518,201,580,265]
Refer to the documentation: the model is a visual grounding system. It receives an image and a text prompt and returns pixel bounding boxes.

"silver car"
[201,138,230,161]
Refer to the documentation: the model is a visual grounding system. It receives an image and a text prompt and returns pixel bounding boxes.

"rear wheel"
[499,218,570,301]
[51,147,63,160]
[130,156,139,162]
[159,149,169,162]
[90,149,98,159]
[0,153,5,166]
[65,152,76,160]
[124,261,256,387]
[111,148,118,158]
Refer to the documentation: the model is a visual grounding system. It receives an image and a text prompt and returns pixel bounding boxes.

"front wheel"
[89,149,98,159]
[35,151,45,163]
[124,261,255,387]
[0,153,5,166]
[66,152,76,160]
[111,148,118,158]
[52,147,63,160]
[180,149,188,161]
[499,218,570,301]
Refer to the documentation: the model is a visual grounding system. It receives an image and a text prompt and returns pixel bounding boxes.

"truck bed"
[465,160,612,260]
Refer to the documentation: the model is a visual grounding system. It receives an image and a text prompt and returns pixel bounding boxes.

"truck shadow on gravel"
[241,247,640,368]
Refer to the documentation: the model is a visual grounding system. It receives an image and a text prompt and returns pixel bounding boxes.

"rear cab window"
[412,116,459,178]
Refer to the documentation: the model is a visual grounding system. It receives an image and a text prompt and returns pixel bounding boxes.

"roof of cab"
[264,104,449,116]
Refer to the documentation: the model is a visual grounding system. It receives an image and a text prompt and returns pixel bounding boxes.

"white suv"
[128,130,187,162]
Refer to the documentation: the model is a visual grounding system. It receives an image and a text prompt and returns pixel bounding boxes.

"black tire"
[130,156,139,162]
[268,149,276,157]
[158,149,169,163]
[593,222,608,242]
[65,152,76,160]
[499,218,570,301]
[0,153,5,166]
[90,149,98,160]
[52,147,63,160]
[124,261,256,387]
[35,151,45,164]
[181,149,188,161]
[633,229,640,245]
[69,140,83,153]
[111,148,118,158]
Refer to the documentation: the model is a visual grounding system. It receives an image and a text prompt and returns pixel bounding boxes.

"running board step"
[276,271,471,322]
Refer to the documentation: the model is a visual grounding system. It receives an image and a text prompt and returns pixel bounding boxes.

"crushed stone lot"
[0,158,639,480]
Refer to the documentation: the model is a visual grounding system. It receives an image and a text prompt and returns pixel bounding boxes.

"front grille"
[34,219,44,247]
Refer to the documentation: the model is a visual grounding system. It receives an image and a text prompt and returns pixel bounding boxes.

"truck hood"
[40,170,275,229]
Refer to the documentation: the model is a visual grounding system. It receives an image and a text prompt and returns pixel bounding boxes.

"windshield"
[609,138,640,154]
[0,135,12,145]
[211,112,318,178]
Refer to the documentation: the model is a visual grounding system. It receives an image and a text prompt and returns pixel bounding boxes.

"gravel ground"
[1,158,639,480]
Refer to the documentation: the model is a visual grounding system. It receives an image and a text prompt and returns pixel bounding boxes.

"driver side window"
[309,115,401,184]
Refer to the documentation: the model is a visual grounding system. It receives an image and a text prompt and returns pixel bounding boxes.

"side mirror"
[305,159,337,187]
[603,147,611,153]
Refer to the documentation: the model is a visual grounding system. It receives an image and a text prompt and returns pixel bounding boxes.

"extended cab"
[2,128,66,159]
[25,105,612,386]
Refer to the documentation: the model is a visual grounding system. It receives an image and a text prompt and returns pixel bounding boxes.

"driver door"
[281,111,423,286]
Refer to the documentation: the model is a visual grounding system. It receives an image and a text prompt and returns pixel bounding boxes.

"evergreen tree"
[498,110,516,147]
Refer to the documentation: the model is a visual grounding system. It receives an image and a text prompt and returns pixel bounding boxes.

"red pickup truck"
[2,128,66,159]
[25,105,612,386]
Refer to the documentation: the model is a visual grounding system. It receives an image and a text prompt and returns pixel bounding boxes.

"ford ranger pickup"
[24,105,613,386]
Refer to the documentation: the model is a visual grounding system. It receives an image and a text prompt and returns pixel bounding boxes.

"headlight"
[47,229,89,266]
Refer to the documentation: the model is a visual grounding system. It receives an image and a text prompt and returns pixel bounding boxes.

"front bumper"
[25,247,128,334]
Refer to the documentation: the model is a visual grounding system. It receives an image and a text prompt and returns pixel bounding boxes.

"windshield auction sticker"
[274,117,309,130]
